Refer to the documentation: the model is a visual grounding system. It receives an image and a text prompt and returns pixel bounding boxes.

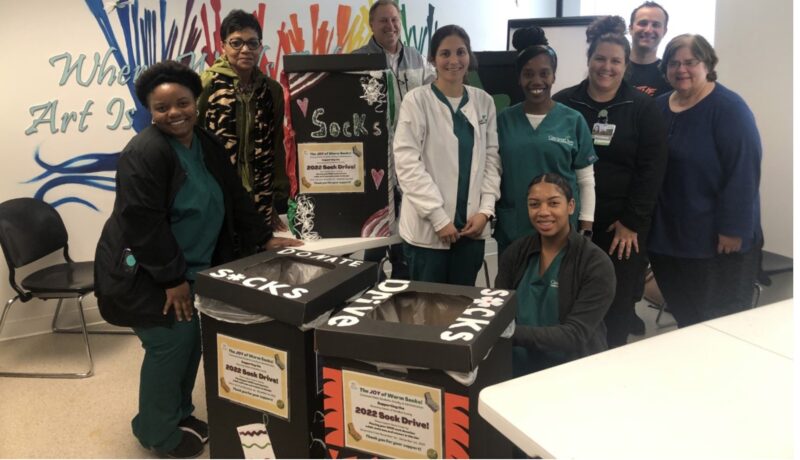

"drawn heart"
[371,168,385,190]
[296,98,309,117]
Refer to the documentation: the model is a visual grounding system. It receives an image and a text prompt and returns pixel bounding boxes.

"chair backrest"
[0,198,69,269]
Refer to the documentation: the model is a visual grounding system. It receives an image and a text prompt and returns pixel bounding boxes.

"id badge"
[120,248,138,275]
[592,122,616,146]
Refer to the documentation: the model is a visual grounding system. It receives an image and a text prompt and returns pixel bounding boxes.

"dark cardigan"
[94,125,272,327]
[495,231,616,362]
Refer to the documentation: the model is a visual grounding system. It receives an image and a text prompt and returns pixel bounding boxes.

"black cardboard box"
[283,54,393,239]
[195,249,377,458]
[315,280,516,373]
[315,280,516,459]
[200,316,323,458]
[195,248,377,326]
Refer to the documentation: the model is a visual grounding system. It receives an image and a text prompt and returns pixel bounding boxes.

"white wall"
[0,0,554,341]
[578,0,717,57]
[715,0,792,257]
[0,2,125,338]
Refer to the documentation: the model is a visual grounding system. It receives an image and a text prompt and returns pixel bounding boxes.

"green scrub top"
[432,84,474,229]
[512,248,566,376]
[168,134,225,281]
[495,103,596,253]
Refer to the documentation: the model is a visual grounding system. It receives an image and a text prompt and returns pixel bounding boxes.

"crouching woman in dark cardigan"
[94,61,300,458]
[495,173,615,377]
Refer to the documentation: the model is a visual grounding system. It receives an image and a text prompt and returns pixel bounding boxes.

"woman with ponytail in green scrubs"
[495,26,597,257]
[495,173,614,376]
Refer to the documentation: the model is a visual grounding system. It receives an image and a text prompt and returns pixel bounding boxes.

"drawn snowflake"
[473,296,504,308]
[359,76,386,113]
[227,273,247,281]
[295,195,321,241]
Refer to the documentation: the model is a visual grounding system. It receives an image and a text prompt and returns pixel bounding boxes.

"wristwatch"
[480,212,496,229]
[579,228,593,238]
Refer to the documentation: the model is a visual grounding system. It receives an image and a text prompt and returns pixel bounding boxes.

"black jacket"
[495,231,616,362]
[94,126,272,327]
[553,80,668,233]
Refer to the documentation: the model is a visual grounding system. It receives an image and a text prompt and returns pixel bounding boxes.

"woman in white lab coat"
[392,24,501,286]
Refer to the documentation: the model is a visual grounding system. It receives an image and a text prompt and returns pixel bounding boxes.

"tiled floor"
[0,329,209,459]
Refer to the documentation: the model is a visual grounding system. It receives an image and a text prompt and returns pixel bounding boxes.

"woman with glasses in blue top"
[649,34,762,328]
[495,26,598,258]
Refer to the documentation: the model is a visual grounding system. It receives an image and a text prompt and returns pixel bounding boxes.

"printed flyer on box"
[342,369,443,459]
[298,142,365,194]
[217,334,290,419]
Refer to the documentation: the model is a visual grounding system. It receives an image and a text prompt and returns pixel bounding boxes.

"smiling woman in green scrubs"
[94,61,301,458]
[495,173,614,376]
[495,26,598,257]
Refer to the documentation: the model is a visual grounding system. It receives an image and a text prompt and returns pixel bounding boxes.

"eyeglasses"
[667,58,701,70]
[226,38,262,50]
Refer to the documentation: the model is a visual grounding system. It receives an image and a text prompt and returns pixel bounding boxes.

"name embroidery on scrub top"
[547,135,575,147]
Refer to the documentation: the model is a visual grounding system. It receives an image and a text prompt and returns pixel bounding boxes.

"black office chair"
[753,250,793,307]
[0,198,95,378]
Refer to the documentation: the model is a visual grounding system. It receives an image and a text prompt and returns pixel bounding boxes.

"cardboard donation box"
[315,280,517,459]
[282,54,394,239]
[195,248,377,458]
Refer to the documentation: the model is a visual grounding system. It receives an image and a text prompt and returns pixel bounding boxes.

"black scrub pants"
[649,246,760,328]
[592,228,649,348]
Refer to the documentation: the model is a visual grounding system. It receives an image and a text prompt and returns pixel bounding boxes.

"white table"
[277,231,402,257]
[274,213,402,257]
[703,299,793,358]
[478,300,795,459]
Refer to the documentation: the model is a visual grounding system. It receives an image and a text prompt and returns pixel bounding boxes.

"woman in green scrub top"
[393,25,501,286]
[495,26,598,257]
[495,173,615,376]
[94,61,301,458]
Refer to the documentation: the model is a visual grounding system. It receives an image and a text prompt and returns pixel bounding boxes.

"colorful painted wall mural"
[23,0,439,212]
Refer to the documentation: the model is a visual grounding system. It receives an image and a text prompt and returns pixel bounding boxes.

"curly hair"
[586,16,630,64]
[134,60,202,107]
[512,26,558,75]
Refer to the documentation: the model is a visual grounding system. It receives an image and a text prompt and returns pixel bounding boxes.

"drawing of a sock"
[424,392,439,412]
[237,422,276,459]
[347,422,362,441]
